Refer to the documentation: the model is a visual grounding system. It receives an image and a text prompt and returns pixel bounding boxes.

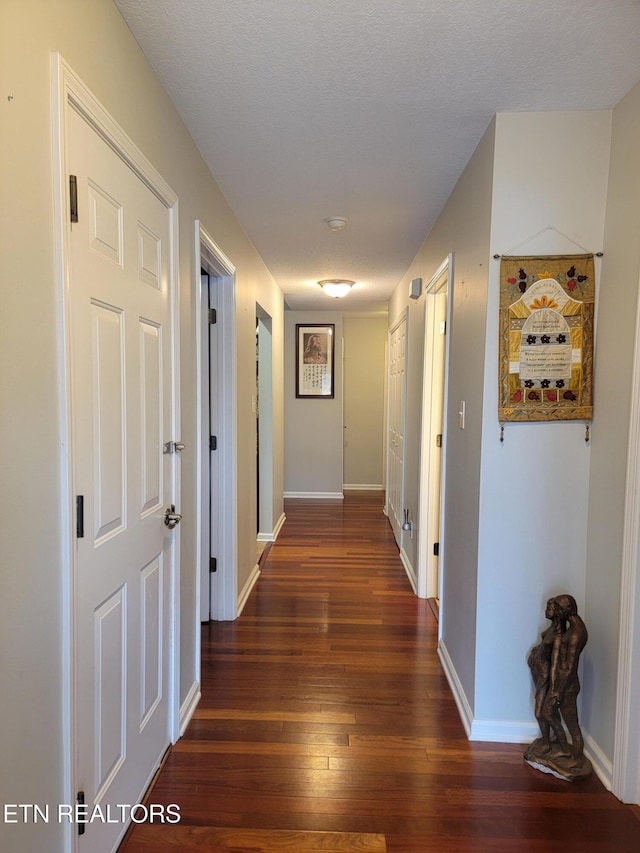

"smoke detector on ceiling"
[326,216,347,232]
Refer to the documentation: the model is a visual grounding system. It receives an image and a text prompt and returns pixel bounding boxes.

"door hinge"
[76,495,84,539]
[210,435,217,451]
[210,557,217,574]
[436,434,442,447]
[76,791,86,835]
[69,175,78,223]
[433,542,440,556]
[440,320,446,335]
[209,308,217,325]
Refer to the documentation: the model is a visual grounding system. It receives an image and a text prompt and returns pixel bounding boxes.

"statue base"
[524,738,592,782]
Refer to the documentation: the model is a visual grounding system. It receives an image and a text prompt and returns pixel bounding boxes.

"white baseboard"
[179,680,201,737]
[237,563,261,617]
[467,712,614,786]
[439,639,548,744]
[470,718,539,743]
[400,547,417,594]
[257,511,286,543]
[343,484,384,491]
[272,511,286,540]
[468,723,612,789]
[584,730,613,791]
[438,641,614,780]
[284,491,344,499]
[438,639,473,737]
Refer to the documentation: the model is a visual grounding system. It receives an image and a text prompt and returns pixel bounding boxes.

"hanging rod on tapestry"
[494,252,603,259]
[492,225,604,260]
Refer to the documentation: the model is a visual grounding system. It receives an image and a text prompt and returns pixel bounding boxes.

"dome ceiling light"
[325,216,347,232]
[318,279,355,298]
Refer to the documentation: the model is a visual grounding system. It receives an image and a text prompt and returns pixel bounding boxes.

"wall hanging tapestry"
[498,254,594,422]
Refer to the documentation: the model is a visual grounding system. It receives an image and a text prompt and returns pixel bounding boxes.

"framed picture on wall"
[295,324,335,398]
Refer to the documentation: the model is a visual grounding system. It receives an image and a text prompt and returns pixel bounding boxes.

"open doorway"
[418,256,453,618]
[196,222,238,623]
[256,306,274,563]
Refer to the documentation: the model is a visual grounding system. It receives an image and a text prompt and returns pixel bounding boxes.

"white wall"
[284,311,344,497]
[388,119,496,707]
[388,110,618,747]
[0,1,283,849]
[584,82,640,761]
[474,111,611,735]
[343,316,387,488]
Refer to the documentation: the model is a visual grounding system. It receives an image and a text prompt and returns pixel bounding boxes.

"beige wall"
[284,311,387,495]
[0,1,283,847]
[343,317,387,488]
[284,311,344,496]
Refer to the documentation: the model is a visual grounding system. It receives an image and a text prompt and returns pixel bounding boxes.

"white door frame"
[417,255,453,607]
[613,270,640,804]
[195,222,238,622]
[52,54,181,851]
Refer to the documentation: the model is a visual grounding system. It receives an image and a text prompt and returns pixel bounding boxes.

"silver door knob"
[164,504,182,529]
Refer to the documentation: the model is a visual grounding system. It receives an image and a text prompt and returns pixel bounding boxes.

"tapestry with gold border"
[499,254,594,422]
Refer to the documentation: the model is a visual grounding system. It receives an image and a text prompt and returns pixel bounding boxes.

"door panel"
[91,301,126,542]
[68,104,173,851]
[140,556,163,728]
[94,587,126,800]
[139,320,163,514]
[88,180,123,264]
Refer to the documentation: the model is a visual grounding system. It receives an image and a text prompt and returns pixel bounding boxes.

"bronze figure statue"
[524,594,592,780]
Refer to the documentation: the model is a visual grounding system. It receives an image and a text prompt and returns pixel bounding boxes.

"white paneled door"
[67,105,174,851]
[387,313,407,544]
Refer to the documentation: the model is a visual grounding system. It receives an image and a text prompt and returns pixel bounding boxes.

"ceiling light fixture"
[318,279,355,298]
[326,216,347,232]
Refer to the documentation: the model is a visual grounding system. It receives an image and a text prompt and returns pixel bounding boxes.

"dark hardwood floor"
[120,491,640,852]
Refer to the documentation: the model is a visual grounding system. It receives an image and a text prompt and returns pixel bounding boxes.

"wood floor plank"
[121,826,386,852]
[119,491,640,853]
[193,708,357,724]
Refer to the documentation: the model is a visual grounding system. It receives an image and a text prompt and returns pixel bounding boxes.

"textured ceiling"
[114,0,640,313]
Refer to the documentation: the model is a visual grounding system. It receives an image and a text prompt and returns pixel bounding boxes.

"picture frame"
[295,324,335,398]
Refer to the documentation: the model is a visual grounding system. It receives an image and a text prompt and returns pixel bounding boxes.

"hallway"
[120,491,640,852]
